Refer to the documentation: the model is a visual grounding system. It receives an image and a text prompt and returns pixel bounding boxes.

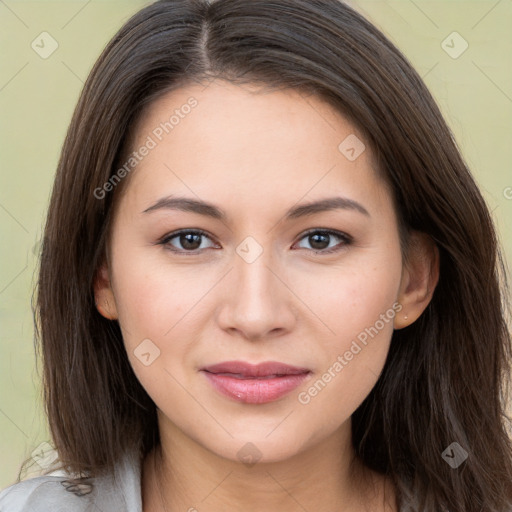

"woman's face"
[97,79,415,463]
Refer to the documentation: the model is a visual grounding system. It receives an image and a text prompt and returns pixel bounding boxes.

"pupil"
[310,233,329,250]
[182,233,201,250]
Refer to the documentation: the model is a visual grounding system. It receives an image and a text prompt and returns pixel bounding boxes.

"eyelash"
[158,228,352,256]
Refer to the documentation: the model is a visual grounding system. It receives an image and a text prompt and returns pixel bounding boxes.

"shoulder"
[0,450,142,512]
[0,473,83,512]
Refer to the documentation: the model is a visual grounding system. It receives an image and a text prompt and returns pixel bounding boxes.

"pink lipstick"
[200,361,311,404]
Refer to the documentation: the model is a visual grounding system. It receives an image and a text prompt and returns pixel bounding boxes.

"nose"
[215,241,297,342]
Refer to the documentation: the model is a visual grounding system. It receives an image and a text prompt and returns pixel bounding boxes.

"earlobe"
[93,262,118,320]
[393,232,439,330]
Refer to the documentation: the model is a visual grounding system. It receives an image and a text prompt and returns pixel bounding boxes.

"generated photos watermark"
[93,97,198,200]
[298,301,402,405]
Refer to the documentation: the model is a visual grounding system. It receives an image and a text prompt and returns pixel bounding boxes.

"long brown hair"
[29,0,512,510]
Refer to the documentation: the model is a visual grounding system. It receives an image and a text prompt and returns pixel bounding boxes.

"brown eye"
[294,229,351,254]
[160,229,217,254]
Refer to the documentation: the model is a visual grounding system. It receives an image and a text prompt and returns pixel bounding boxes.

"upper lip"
[201,361,311,378]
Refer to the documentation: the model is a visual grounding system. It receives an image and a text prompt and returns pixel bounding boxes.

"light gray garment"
[0,450,142,512]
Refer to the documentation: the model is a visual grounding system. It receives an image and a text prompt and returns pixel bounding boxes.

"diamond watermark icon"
[338,134,366,161]
[441,32,468,59]
[134,338,161,366]
[31,441,58,470]
[236,442,263,467]
[236,236,263,264]
[441,442,468,468]
[31,31,59,59]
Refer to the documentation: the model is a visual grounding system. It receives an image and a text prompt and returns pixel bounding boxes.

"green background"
[1,0,511,488]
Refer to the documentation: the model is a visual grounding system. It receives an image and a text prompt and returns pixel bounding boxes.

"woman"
[1,0,511,510]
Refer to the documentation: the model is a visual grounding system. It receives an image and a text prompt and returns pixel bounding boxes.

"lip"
[200,360,311,404]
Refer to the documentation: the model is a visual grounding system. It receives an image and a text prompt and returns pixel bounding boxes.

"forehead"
[117,79,388,218]
[134,79,359,150]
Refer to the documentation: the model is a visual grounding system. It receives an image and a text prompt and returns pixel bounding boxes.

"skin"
[95,79,439,512]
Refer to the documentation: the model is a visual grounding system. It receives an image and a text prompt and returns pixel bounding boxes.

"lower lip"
[202,371,310,404]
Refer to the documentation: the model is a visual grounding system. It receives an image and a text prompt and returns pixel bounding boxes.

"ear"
[93,262,118,320]
[394,231,439,329]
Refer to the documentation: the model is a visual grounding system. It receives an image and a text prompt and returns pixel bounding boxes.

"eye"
[158,228,352,256]
[159,229,218,254]
[293,229,352,254]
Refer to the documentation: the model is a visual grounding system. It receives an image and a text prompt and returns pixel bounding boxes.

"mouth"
[200,360,312,404]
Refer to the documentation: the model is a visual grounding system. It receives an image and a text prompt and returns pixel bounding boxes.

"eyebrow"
[142,195,370,220]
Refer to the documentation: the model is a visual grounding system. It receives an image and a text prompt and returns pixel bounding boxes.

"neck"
[141,416,396,512]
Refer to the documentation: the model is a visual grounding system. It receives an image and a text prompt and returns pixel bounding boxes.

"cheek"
[110,248,222,390]
[110,253,200,402]
[296,254,401,343]
[293,256,401,415]
[111,251,198,341]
